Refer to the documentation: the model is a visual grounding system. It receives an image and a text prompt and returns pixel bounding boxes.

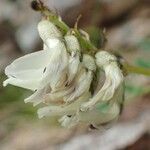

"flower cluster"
[3,19,124,128]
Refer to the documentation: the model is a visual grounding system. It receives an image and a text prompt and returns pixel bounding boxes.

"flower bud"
[82,54,96,71]
[64,34,80,53]
[95,51,117,68]
[38,20,62,41]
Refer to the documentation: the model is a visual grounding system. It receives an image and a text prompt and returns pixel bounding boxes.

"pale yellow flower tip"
[83,54,96,71]
[65,34,80,53]
[95,51,117,68]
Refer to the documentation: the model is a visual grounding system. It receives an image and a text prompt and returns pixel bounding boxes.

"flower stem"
[74,29,98,53]
[123,63,150,76]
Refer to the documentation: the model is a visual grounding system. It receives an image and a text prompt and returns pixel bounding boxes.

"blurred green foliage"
[136,59,150,69]
[138,38,150,52]
[0,73,36,117]
[86,26,106,48]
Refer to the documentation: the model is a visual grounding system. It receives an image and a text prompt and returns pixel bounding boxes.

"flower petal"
[38,20,62,41]
[67,52,80,84]
[64,34,80,53]
[65,34,81,84]
[4,50,53,90]
[44,85,74,103]
[24,85,50,106]
[82,54,96,71]
[64,69,93,102]
[40,38,68,90]
[79,102,120,125]
[3,77,40,90]
[37,92,90,118]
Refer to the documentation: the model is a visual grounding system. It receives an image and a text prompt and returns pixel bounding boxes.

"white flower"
[3,18,125,128]
[38,20,62,41]
[64,34,80,84]
[80,51,124,111]
[41,34,81,104]
[3,49,53,91]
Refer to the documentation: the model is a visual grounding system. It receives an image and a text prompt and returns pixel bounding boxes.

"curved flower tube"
[40,38,68,91]
[65,34,80,84]
[80,51,124,111]
[64,54,96,103]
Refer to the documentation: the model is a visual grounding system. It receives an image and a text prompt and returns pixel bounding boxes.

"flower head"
[3,19,125,128]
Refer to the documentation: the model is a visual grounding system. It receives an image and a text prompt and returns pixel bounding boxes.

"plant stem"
[74,29,98,53]
[124,63,150,76]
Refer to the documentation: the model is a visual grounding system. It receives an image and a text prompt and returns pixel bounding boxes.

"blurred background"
[0,0,150,149]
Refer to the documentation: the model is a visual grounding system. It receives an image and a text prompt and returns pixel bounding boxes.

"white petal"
[79,84,124,126]
[5,50,52,74]
[3,77,40,90]
[64,69,93,102]
[64,34,80,53]
[40,38,68,90]
[67,52,80,84]
[59,115,79,128]
[37,92,90,118]
[38,20,62,41]
[79,102,120,125]
[24,87,49,106]
[95,51,117,68]
[4,50,53,90]
[44,85,74,103]
[64,35,81,84]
